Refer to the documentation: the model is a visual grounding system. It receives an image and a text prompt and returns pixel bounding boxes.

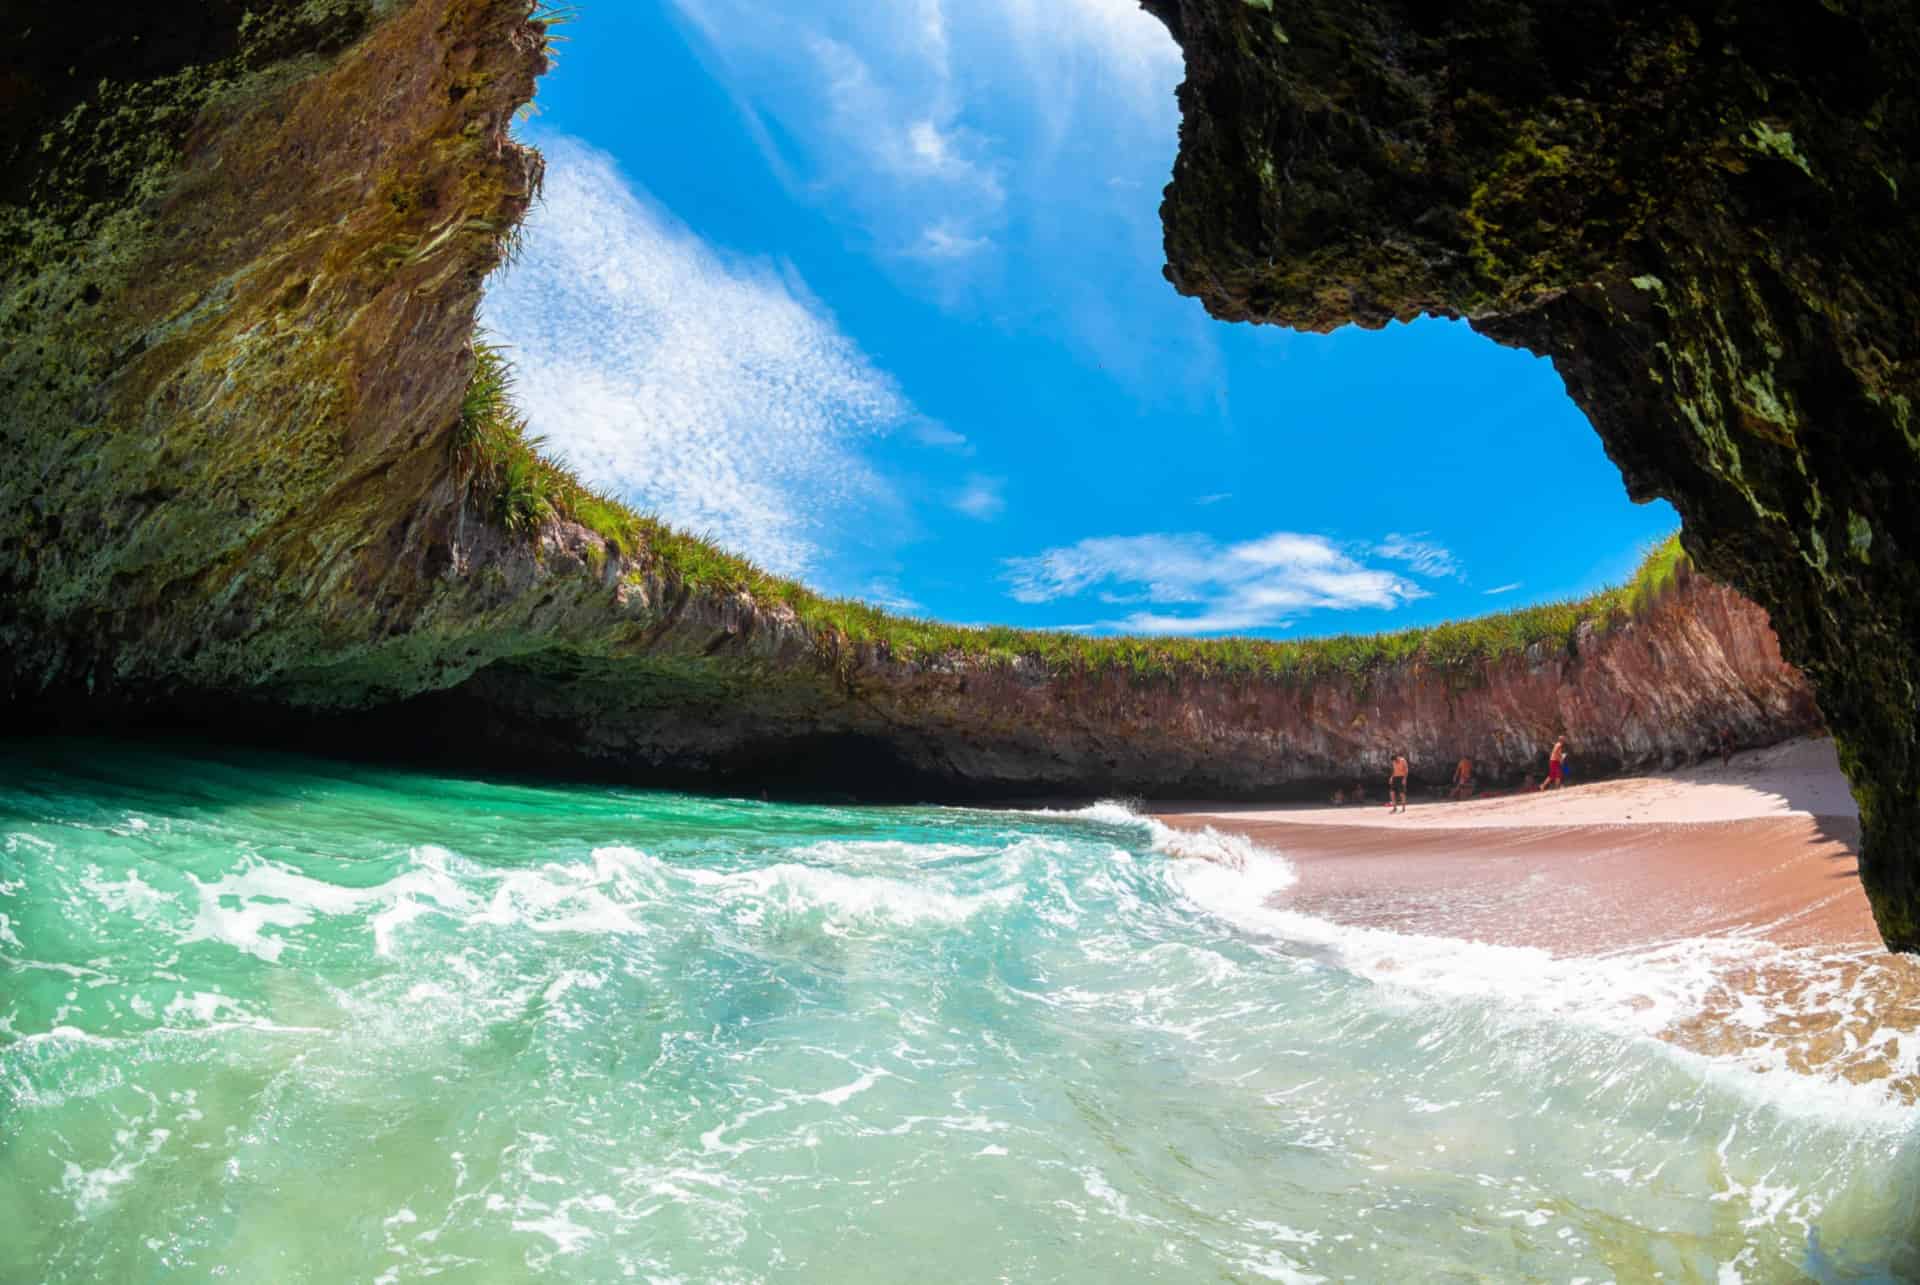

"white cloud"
[1002,531,1429,635]
[1194,492,1231,506]
[675,4,1008,273]
[479,134,912,577]
[1005,533,1214,604]
[904,120,969,179]
[1374,532,1464,580]
[1483,582,1523,596]
[910,419,973,453]
[863,579,923,613]
[912,219,991,260]
[952,475,1006,520]
[911,0,949,62]
[666,0,1222,402]
[993,0,1182,129]
[669,0,1178,274]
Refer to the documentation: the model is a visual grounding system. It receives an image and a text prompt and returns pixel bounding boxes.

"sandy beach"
[1153,737,1920,1097]
[1152,736,1872,951]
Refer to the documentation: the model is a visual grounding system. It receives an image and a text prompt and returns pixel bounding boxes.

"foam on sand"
[1057,799,1920,1114]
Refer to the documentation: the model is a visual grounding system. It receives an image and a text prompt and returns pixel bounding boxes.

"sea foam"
[1049,800,1920,1118]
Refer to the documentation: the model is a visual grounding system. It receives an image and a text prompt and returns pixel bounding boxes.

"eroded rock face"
[339,564,1819,802]
[1,0,551,705]
[1141,0,1919,948]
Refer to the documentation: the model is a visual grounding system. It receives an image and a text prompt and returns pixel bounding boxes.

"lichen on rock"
[2,0,550,702]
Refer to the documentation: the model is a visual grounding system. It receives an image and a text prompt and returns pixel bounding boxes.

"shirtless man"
[1544,738,1567,791]
[1450,756,1474,800]
[1388,752,1410,813]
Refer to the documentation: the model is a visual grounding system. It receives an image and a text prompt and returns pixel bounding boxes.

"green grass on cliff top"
[455,342,1691,682]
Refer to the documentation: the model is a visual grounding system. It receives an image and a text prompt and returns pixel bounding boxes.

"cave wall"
[1139,0,1917,945]
[1,0,553,704]
[186,566,1813,804]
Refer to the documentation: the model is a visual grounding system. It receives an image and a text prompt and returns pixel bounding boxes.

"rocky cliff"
[310,561,1817,802]
[0,9,1844,899]
[1,0,550,703]
[1140,0,1919,947]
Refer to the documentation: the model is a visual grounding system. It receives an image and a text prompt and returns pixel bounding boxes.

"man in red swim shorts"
[1544,738,1567,790]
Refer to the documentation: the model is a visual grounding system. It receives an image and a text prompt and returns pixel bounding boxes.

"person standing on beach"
[1389,752,1409,813]
[1451,756,1474,800]
[1543,738,1567,791]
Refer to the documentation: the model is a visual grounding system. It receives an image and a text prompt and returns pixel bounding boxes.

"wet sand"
[1147,815,1867,952]
[1153,736,1920,1098]
[1150,736,1874,952]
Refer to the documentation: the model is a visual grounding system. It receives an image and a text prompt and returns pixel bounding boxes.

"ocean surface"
[2,739,1915,1283]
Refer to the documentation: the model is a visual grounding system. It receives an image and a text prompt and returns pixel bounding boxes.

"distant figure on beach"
[1718,726,1734,767]
[1350,782,1367,805]
[1522,772,1537,793]
[1543,738,1567,791]
[1330,787,1347,806]
[1450,756,1474,800]
[1388,752,1409,813]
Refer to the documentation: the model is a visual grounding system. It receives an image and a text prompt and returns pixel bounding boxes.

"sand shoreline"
[1149,736,1874,950]
[1150,736,1920,1098]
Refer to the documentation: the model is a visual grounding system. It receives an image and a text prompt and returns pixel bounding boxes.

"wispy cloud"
[952,474,1006,520]
[667,1,1204,392]
[1194,492,1232,506]
[480,134,912,577]
[911,219,992,260]
[1483,582,1523,596]
[989,0,1183,138]
[1002,531,1429,635]
[1374,532,1464,580]
[862,578,923,612]
[675,3,1012,277]
[901,119,994,190]
[910,419,974,454]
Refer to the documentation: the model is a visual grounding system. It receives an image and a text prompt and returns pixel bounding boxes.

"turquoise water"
[1,739,1915,1283]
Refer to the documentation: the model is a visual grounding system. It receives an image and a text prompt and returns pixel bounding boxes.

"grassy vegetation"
[452,341,1692,684]
[1621,530,1691,614]
[454,342,640,546]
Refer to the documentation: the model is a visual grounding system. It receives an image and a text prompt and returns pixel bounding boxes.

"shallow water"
[2,739,1915,1282]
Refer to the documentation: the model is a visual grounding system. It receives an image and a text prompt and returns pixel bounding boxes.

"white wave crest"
[1168,856,1920,1115]
[1024,799,1298,883]
[1050,800,1154,829]
[700,862,1018,934]
[180,848,472,962]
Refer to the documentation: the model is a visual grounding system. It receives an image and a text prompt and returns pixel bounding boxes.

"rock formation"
[1140,0,1918,948]
[0,6,1865,921]
[318,562,1818,802]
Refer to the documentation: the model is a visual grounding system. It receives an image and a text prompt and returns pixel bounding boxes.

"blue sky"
[481,0,1677,637]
